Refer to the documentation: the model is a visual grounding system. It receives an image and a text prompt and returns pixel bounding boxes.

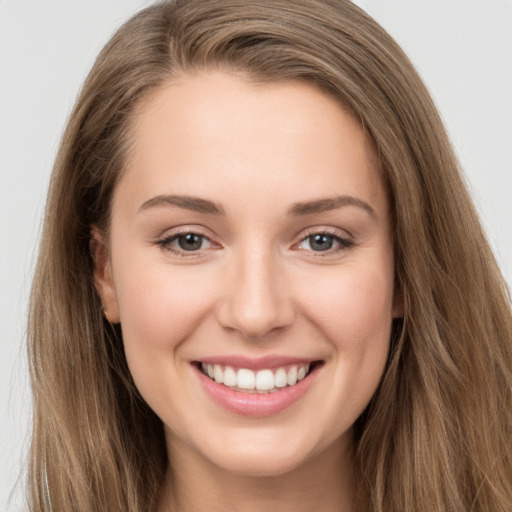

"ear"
[90,227,120,324]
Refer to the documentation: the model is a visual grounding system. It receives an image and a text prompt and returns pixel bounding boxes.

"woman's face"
[95,71,400,476]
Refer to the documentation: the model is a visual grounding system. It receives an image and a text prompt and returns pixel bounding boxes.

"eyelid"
[299,225,351,238]
[154,226,221,257]
[154,223,215,239]
[152,225,354,258]
[292,226,354,255]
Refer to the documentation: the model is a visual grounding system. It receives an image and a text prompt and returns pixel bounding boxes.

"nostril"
[214,267,295,339]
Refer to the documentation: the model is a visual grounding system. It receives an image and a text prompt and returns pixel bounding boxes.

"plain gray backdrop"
[1,1,511,510]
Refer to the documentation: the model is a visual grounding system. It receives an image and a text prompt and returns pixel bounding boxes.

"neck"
[157,433,356,512]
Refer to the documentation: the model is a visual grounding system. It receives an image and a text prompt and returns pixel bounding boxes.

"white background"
[1,1,511,509]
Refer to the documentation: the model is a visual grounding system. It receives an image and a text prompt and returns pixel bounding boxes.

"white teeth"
[200,362,314,392]
[213,364,223,384]
[274,368,288,388]
[223,366,237,387]
[287,366,298,386]
[255,369,274,391]
[237,369,255,390]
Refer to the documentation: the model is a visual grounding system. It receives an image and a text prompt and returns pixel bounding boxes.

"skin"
[94,71,401,511]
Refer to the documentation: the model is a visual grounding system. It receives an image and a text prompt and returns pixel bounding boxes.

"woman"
[27,0,512,511]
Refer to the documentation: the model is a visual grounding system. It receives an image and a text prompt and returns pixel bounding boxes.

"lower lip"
[194,365,319,417]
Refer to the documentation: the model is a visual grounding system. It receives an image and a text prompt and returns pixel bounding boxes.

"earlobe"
[90,227,120,324]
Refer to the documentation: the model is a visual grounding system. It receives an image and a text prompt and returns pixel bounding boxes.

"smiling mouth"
[195,361,322,394]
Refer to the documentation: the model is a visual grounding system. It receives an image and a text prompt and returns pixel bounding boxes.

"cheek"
[300,264,395,348]
[299,264,394,426]
[116,264,218,351]
[112,259,222,418]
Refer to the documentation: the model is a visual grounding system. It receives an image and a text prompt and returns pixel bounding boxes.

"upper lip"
[194,355,321,371]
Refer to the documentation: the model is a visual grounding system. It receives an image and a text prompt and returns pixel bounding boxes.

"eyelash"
[296,228,354,257]
[154,227,354,258]
[155,227,214,257]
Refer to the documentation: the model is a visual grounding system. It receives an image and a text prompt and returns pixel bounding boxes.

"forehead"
[118,71,387,218]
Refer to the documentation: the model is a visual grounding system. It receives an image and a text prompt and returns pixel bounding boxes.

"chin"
[211,447,312,477]
[194,425,336,478]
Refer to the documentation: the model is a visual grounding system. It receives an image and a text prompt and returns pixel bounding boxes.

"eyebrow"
[139,194,226,216]
[287,195,377,220]
[138,193,376,220]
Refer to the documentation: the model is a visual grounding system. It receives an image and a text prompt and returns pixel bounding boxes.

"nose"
[215,247,295,339]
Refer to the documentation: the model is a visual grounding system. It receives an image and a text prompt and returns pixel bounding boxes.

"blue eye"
[307,234,335,251]
[155,228,351,257]
[298,232,352,253]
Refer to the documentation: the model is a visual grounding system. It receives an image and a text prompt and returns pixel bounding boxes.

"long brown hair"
[28,1,512,510]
